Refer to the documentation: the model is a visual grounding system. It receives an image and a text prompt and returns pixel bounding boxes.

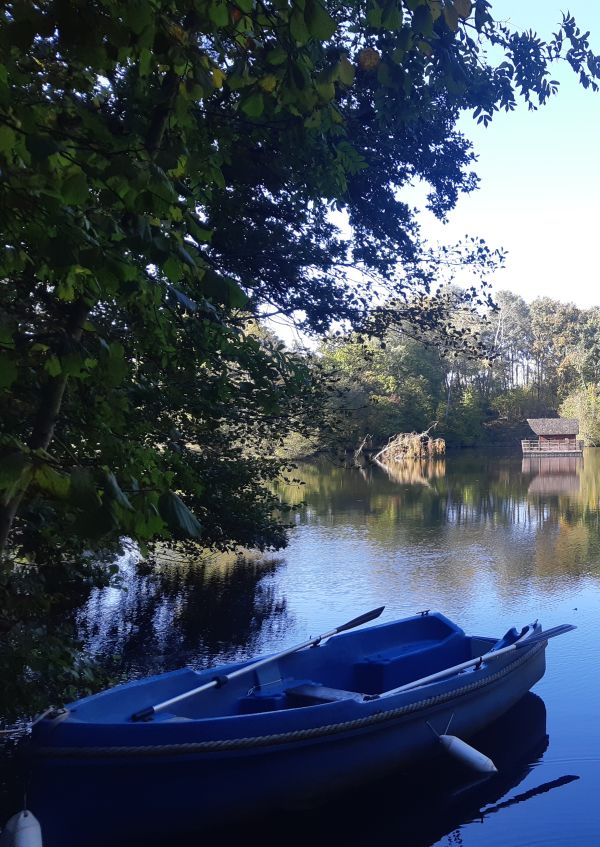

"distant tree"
[318,326,447,446]
[484,291,532,392]
[490,387,546,425]
[530,298,583,404]
[560,386,600,446]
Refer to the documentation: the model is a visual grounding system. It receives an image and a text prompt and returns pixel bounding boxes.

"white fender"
[0,811,43,847]
[439,734,498,773]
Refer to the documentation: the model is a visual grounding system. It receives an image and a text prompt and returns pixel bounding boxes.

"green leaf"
[0,354,17,389]
[259,74,278,93]
[338,56,355,86]
[412,4,433,35]
[290,8,310,44]
[209,0,229,27]
[0,453,34,503]
[366,2,383,27]
[158,491,203,539]
[139,48,152,77]
[163,256,183,282]
[382,1,403,30]
[443,4,459,31]
[104,471,133,510]
[188,219,213,243]
[454,0,473,18]
[240,91,264,117]
[203,270,248,307]
[61,171,89,205]
[34,464,70,498]
[104,343,128,387]
[133,505,165,538]
[126,2,153,34]
[45,355,62,378]
[70,467,102,510]
[304,109,322,129]
[266,47,287,65]
[0,125,16,156]
[316,80,335,101]
[305,0,337,40]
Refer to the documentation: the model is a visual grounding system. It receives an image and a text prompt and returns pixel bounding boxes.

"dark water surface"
[7,449,600,845]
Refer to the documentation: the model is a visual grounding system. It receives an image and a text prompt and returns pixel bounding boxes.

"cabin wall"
[539,434,577,446]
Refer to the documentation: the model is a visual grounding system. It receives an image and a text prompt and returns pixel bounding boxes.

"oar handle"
[132,706,155,722]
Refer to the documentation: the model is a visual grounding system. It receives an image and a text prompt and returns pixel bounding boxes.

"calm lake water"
[6,448,600,845]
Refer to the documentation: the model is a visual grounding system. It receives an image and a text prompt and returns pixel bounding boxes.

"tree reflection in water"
[275,450,600,583]
[76,548,288,681]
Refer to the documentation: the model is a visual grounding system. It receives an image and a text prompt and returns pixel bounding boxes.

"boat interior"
[68,614,516,723]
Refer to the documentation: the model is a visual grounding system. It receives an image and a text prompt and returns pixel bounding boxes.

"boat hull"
[28,627,546,846]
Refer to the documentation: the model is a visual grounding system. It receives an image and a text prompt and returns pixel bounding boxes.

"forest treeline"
[287,290,600,454]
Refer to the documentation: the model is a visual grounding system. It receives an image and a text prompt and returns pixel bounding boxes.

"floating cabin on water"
[521,418,583,457]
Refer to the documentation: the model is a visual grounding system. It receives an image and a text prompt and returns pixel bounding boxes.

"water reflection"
[76,549,289,680]
[523,455,583,496]
[127,692,574,847]
[375,457,446,487]
[276,450,600,595]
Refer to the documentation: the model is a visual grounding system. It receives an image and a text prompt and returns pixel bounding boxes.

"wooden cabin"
[522,418,583,456]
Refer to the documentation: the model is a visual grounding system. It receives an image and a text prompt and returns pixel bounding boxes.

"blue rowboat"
[28,610,572,846]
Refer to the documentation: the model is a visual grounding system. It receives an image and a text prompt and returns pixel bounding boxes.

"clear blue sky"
[271,2,600,344]
[416,0,600,309]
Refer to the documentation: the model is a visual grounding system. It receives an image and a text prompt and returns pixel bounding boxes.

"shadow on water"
[125,692,577,847]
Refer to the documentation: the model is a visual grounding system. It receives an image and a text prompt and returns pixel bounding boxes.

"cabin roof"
[526,418,579,436]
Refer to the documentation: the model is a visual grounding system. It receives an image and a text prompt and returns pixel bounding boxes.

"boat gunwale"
[32,641,545,759]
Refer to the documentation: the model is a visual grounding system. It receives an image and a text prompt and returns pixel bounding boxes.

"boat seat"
[354,632,468,695]
[237,686,289,715]
[285,683,363,706]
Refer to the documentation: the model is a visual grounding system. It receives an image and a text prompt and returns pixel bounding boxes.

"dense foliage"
[1,0,599,717]
[317,292,600,450]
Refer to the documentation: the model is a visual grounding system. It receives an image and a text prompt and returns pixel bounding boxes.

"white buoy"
[0,811,43,847]
[439,734,498,773]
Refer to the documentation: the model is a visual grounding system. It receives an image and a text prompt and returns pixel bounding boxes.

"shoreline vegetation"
[280,291,600,461]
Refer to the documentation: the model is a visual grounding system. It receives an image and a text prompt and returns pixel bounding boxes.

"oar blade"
[336,606,385,634]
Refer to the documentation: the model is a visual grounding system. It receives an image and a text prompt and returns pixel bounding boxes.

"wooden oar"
[378,623,576,699]
[131,606,385,721]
